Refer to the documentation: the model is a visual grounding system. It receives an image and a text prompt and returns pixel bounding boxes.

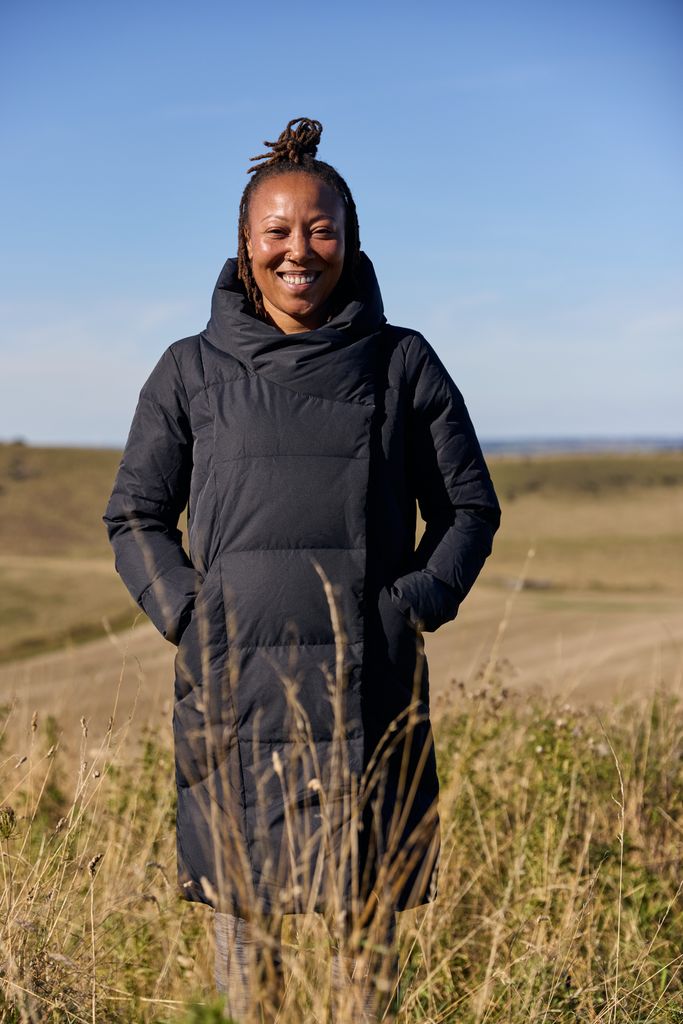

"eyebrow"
[258,213,340,224]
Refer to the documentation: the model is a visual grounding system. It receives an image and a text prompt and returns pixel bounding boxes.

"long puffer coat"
[103,250,501,920]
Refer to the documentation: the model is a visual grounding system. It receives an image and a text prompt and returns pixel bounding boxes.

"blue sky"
[2,0,681,445]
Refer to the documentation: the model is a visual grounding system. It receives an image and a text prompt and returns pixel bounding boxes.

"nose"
[286,229,313,265]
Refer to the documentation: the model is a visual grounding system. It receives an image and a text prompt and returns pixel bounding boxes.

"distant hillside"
[2,441,682,558]
[485,450,683,502]
[0,441,182,558]
[0,441,681,663]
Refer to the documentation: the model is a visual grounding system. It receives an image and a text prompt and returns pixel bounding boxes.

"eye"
[266,228,287,236]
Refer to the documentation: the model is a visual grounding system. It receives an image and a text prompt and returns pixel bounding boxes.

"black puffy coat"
[103,251,501,919]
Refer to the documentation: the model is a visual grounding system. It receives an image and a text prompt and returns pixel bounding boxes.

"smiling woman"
[245,173,346,333]
[236,117,362,332]
[103,116,501,1022]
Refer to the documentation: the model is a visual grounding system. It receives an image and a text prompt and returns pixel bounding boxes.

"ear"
[245,230,253,260]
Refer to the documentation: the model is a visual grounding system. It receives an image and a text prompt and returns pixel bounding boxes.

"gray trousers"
[214,909,399,1022]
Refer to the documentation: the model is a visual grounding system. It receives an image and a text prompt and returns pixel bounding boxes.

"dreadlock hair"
[237,117,362,322]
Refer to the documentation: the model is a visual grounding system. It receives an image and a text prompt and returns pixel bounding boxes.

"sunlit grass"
[1,444,681,1019]
[1,658,682,1021]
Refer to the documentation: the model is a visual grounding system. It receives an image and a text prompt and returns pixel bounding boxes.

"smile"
[277,272,320,287]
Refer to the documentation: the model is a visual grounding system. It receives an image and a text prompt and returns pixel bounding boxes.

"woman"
[103,117,501,1021]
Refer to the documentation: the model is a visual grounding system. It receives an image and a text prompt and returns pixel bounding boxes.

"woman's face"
[245,172,346,334]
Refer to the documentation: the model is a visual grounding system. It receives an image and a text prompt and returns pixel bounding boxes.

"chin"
[284,297,326,317]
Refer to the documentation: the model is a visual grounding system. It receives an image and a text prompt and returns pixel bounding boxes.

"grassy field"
[483,452,683,594]
[0,442,136,663]
[0,442,681,1021]
[1,441,681,664]
[1,661,683,1021]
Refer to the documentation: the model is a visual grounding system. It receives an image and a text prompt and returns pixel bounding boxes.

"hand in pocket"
[377,584,420,664]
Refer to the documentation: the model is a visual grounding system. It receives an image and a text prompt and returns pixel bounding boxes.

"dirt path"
[425,585,683,714]
[1,585,681,771]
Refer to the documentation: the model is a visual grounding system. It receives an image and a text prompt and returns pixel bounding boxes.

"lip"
[276,270,322,292]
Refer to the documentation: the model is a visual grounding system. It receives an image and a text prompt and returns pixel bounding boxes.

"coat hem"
[176,876,439,917]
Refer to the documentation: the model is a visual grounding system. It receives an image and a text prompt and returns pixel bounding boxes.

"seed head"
[0,805,17,839]
[88,852,104,878]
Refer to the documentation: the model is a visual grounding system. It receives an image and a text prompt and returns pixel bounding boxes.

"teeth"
[282,273,317,284]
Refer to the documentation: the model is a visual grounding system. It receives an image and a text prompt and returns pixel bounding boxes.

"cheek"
[321,242,345,278]
[252,239,282,267]
[335,239,346,272]
[249,250,275,287]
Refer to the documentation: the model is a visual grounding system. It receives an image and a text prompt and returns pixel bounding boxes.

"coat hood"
[201,250,387,406]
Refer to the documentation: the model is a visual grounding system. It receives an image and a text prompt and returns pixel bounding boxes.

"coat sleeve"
[102,345,203,646]
[389,332,502,632]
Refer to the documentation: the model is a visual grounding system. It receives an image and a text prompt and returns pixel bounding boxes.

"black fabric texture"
[103,249,501,917]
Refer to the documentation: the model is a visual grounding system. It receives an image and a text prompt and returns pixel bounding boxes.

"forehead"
[249,172,344,222]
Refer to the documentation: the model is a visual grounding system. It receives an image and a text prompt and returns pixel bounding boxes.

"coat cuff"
[389,570,461,632]
[139,565,204,645]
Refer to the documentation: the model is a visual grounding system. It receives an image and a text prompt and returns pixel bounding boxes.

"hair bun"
[247,117,323,174]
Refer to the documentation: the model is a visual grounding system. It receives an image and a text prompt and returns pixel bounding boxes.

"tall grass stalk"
[1,556,682,1020]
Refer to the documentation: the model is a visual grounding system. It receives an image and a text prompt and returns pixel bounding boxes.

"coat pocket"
[175,569,206,648]
[173,563,230,789]
[173,685,209,788]
[173,563,216,703]
[389,571,461,632]
[375,583,429,714]
[377,583,420,647]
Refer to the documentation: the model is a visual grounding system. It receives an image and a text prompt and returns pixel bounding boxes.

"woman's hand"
[386,572,461,633]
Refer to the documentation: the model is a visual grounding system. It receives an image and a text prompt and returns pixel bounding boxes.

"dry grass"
[1,445,681,662]
[1,445,682,1020]
[0,577,682,1021]
[0,557,136,665]
[483,452,683,595]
